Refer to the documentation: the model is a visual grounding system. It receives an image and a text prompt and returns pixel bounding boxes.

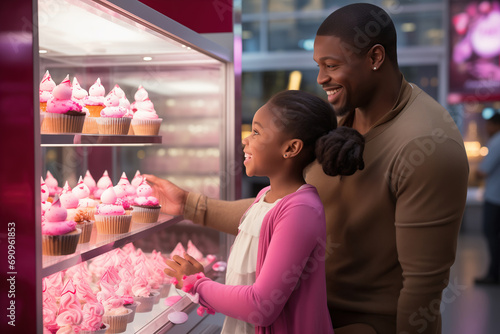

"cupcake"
[56,280,83,333]
[60,181,79,221]
[73,176,97,220]
[132,260,158,312]
[116,266,138,323]
[131,178,161,224]
[39,70,56,112]
[117,172,136,204]
[83,170,97,197]
[45,170,62,198]
[93,170,112,201]
[85,78,106,118]
[42,198,82,256]
[96,94,130,135]
[74,210,94,244]
[44,75,86,133]
[78,302,110,334]
[114,183,133,216]
[73,77,97,135]
[97,270,131,333]
[110,85,134,135]
[130,86,162,135]
[94,186,132,234]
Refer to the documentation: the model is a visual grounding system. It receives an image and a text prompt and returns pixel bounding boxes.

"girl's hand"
[143,174,188,215]
[165,253,205,289]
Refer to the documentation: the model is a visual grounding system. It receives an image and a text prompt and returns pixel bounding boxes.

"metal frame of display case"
[0,0,240,333]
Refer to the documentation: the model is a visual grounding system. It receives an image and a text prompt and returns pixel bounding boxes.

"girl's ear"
[283,139,303,158]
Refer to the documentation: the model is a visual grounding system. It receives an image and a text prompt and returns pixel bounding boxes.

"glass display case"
[0,0,239,333]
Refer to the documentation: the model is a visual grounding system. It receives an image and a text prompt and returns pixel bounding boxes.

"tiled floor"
[442,232,500,334]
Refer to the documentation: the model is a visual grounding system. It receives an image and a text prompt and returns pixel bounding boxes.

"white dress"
[221,191,280,334]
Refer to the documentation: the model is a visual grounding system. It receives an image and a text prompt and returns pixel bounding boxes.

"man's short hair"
[316,3,398,66]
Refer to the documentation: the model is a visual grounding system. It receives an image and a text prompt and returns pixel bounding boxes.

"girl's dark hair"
[267,90,364,176]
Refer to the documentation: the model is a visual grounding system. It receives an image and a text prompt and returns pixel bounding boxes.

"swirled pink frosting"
[47,75,83,114]
[56,280,83,328]
[60,182,79,209]
[97,270,128,315]
[101,95,127,118]
[131,85,160,120]
[42,198,77,236]
[96,186,125,215]
[42,278,59,330]
[85,78,105,106]
[132,260,152,297]
[79,302,105,332]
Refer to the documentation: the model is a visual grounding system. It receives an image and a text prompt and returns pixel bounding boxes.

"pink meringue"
[46,75,83,114]
[42,198,77,236]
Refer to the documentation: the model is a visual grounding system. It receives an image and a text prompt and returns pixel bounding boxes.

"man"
[475,107,500,285]
[147,3,469,333]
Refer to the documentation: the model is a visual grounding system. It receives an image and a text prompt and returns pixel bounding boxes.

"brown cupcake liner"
[134,291,159,313]
[131,118,162,136]
[42,228,81,256]
[77,221,94,244]
[82,116,99,134]
[96,117,131,135]
[86,105,104,117]
[43,113,85,134]
[94,214,132,234]
[131,206,161,224]
[102,309,131,333]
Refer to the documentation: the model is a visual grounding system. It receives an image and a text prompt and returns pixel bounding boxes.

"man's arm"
[392,138,468,333]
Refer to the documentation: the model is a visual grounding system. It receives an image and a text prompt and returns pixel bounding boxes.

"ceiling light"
[143,56,153,61]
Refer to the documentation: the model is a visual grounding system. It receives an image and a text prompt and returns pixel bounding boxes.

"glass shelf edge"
[41,133,162,146]
[41,214,184,277]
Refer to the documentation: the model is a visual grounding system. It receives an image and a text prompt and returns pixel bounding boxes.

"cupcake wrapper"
[131,118,162,136]
[102,310,131,333]
[94,214,132,234]
[151,289,161,304]
[128,125,135,135]
[78,323,110,334]
[40,112,46,127]
[43,113,85,134]
[96,117,131,135]
[160,283,172,298]
[124,301,140,323]
[131,206,161,224]
[82,116,99,134]
[86,105,104,117]
[42,229,81,256]
[77,221,94,244]
[134,291,159,313]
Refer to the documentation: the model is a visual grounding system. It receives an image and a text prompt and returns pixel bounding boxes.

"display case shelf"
[41,133,162,147]
[42,214,183,277]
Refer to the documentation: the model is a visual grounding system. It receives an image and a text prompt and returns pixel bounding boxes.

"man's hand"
[143,174,188,215]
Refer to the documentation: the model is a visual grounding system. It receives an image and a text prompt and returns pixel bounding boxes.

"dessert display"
[96,94,131,135]
[131,177,161,224]
[56,280,83,333]
[44,75,86,134]
[130,86,162,135]
[42,198,82,256]
[94,186,132,234]
[85,78,106,118]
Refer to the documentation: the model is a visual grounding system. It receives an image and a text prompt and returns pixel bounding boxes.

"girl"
[164,90,365,334]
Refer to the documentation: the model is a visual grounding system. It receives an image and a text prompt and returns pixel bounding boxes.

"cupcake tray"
[42,214,183,277]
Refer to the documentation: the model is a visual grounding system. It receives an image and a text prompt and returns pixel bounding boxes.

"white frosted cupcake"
[130,86,162,135]
[96,94,130,135]
[94,187,132,234]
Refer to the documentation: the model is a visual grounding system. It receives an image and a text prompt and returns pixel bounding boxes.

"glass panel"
[243,21,262,52]
[401,64,439,101]
[269,18,321,51]
[393,11,443,47]
[242,0,262,13]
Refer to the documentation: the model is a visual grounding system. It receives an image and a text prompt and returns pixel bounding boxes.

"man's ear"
[283,139,303,158]
[368,44,385,70]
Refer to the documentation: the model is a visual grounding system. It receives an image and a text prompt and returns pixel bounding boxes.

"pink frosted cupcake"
[42,198,82,256]
[96,94,131,135]
[60,181,79,221]
[40,70,56,112]
[130,86,162,135]
[97,270,131,333]
[56,280,83,333]
[94,187,132,234]
[78,302,110,334]
[45,75,86,133]
[132,260,158,312]
[83,170,97,198]
[93,170,112,201]
[85,78,106,118]
[73,77,97,135]
[131,178,161,224]
[73,176,97,220]
[45,171,62,199]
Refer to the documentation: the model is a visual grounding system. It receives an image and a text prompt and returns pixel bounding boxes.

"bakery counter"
[42,214,183,277]
[41,133,163,147]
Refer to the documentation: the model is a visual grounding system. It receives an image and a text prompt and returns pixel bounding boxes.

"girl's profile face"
[242,104,289,178]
